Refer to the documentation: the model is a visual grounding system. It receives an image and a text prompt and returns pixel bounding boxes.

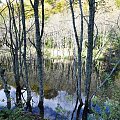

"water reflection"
[0,57,98,119]
[0,86,16,107]
[0,86,83,120]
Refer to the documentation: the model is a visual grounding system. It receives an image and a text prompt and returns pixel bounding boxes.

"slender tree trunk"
[32,0,44,117]
[82,0,95,119]
[70,0,84,119]
[77,0,84,102]
[20,0,32,112]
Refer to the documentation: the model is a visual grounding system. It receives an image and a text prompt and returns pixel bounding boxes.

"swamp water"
[0,86,86,120]
[0,57,116,119]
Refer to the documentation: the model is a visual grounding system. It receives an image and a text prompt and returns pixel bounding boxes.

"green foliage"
[55,103,70,119]
[115,0,120,8]
[104,99,120,120]
[55,104,66,114]
[45,0,56,5]
[52,0,66,13]
[45,0,67,16]
[65,95,73,102]
[44,49,51,57]
[0,108,36,120]
[90,96,120,120]
[107,77,120,105]
[0,108,22,120]
[45,37,54,48]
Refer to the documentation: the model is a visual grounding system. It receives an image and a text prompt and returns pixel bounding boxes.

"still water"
[0,86,85,120]
[0,57,113,119]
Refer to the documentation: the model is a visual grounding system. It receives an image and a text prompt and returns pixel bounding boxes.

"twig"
[28,37,37,49]
[29,0,34,9]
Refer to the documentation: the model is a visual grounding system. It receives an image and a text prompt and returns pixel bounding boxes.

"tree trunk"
[82,0,95,119]
[32,0,44,117]
[7,0,22,105]
[20,0,32,112]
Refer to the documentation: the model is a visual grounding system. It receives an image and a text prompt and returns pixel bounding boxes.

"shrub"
[115,0,120,8]
[0,108,44,120]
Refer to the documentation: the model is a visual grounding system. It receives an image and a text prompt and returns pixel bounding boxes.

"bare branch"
[69,0,80,50]
[29,0,34,8]
[28,37,37,49]
[0,0,15,14]
[26,22,35,33]
[6,0,15,50]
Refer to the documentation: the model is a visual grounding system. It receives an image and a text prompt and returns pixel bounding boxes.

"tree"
[69,0,84,119]
[82,0,95,119]
[29,0,44,117]
[20,0,32,112]
[6,0,22,105]
[70,0,96,119]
